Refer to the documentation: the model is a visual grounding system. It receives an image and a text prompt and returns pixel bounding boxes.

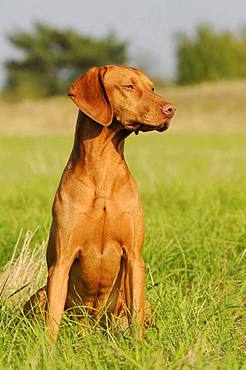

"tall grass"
[0,81,245,368]
[0,229,46,305]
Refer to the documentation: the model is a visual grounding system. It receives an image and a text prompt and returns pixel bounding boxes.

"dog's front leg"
[125,255,145,337]
[46,259,72,343]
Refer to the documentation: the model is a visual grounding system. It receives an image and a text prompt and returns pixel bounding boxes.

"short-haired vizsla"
[24,65,176,342]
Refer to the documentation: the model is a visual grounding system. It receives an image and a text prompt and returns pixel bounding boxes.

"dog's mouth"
[126,120,170,135]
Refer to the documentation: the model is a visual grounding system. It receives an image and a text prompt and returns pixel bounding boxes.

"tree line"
[3,22,246,96]
[176,25,246,85]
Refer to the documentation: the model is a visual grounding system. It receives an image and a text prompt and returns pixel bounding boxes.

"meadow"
[0,81,245,369]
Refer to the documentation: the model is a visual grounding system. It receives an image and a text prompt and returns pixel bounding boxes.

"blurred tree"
[4,23,128,96]
[176,25,246,85]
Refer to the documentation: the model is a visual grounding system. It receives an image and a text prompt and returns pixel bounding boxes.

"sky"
[0,0,245,85]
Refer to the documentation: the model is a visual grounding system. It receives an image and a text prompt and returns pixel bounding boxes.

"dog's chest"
[74,196,137,246]
[68,197,138,298]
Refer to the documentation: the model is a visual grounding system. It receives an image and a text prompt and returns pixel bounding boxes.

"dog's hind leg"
[23,286,47,319]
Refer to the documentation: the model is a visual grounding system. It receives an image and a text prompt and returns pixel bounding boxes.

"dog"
[24,65,176,342]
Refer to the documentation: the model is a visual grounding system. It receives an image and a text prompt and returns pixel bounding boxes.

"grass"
[0,81,246,369]
[0,80,246,136]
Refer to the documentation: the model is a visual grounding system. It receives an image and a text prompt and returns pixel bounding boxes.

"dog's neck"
[69,111,131,189]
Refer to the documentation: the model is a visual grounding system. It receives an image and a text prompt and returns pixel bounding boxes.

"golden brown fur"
[24,65,176,342]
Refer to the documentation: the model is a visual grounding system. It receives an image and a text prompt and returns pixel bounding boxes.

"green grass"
[0,132,245,369]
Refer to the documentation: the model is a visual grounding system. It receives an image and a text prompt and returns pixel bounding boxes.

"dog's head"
[69,66,176,134]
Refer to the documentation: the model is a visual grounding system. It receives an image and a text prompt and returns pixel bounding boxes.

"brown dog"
[24,65,176,342]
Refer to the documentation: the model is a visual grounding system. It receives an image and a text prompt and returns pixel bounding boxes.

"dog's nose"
[161,103,176,118]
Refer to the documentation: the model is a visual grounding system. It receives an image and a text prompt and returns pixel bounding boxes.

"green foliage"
[0,133,246,368]
[4,23,128,97]
[176,25,246,85]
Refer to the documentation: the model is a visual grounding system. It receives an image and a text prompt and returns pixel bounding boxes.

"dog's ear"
[68,66,113,126]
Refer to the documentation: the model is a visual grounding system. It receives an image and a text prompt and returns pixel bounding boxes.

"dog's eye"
[152,87,155,91]
[124,84,134,90]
